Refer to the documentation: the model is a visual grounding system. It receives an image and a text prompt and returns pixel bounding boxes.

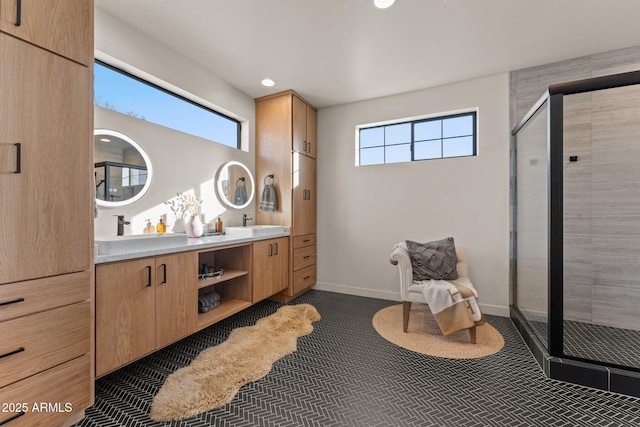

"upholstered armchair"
[389,242,478,343]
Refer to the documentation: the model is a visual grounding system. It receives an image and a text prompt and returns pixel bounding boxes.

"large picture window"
[94,60,241,149]
[358,111,477,165]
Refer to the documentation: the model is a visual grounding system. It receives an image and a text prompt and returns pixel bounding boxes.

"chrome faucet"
[242,213,253,227]
[114,215,130,236]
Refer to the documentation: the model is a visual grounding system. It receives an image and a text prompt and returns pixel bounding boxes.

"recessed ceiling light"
[261,78,275,87]
[374,0,395,9]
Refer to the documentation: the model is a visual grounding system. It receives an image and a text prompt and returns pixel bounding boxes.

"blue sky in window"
[94,63,239,148]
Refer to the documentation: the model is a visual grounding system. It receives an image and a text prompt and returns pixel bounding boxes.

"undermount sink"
[95,233,188,255]
[224,225,290,237]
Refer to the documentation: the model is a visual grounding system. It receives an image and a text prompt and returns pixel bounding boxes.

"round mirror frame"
[94,129,153,208]
[215,161,255,209]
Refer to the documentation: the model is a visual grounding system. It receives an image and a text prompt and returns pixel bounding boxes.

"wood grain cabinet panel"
[0,302,89,388]
[155,252,198,348]
[0,0,94,66]
[95,258,156,377]
[0,271,90,323]
[0,355,91,427]
[0,33,92,285]
[253,237,289,302]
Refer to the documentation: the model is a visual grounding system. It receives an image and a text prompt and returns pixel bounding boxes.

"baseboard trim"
[313,282,509,317]
[313,282,398,301]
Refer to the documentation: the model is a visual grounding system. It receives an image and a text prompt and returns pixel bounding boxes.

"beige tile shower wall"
[511,45,640,329]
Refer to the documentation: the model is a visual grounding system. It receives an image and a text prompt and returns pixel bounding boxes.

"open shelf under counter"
[197,269,249,289]
[196,297,252,330]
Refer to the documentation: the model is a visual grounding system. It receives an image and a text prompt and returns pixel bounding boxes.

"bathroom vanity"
[94,231,289,377]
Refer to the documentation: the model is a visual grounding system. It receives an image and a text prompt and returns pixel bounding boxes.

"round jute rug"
[372,304,504,359]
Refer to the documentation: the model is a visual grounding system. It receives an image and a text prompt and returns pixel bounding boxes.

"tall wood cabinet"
[255,90,317,300]
[0,1,93,425]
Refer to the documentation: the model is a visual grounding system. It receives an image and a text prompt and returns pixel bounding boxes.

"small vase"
[171,217,186,234]
[186,215,204,238]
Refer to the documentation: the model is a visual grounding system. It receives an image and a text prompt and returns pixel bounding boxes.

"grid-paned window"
[358,111,476,165]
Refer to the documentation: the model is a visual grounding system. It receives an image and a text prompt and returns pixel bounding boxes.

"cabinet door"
[156,252,197,348]
[292,153,316,236]
[0,0,93,66]
[95,258,156,377]
[292,95,307,155]
[0,34,92,285]
[253,237,289,302]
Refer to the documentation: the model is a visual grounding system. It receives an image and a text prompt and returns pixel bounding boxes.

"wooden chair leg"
[469,326,477,344]
[402,301,411,332]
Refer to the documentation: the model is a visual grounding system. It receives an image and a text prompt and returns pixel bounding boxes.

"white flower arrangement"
[164,192,202,219]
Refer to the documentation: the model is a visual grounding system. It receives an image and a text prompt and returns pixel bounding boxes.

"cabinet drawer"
[0,271,90,323]
[0,355,91,427]
[0,302,90,388]
[293,245,316,271]
[293,234,316,249]
[293,264,316,295]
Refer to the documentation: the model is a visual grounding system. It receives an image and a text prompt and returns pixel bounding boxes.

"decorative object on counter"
[197,291,220,313]
[165,191,202,234]
[156,217,166,233]
[150,304,321,421]
[186,214,204,238]
[259,174,277,212]
[234,177,248,205]
[215,217,223,233]
[143,219,155,234]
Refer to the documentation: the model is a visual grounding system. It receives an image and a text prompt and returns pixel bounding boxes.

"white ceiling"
[95,0,640,109]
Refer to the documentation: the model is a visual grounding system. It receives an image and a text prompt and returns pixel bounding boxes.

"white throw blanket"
[419,277,484,336]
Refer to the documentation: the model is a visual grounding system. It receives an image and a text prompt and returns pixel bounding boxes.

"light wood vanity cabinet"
[95,252,197,377]
[256,90,318,300]
[0,1,93,424]
[253,237,289,302]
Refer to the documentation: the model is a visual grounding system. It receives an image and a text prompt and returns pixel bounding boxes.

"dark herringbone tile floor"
[74,290,640,426]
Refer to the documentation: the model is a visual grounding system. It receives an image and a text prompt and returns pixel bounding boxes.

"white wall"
[94,9,256,237]
[315,73,511,316]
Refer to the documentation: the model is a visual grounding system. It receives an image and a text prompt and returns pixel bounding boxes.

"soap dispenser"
[144,219,155,234]
[156,217,166,233]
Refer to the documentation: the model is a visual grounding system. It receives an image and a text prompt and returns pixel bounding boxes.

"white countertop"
[94,231,290,264]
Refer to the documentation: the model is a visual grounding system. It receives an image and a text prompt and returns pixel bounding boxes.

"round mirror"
[216,161,255,209]
[94,129,153,207]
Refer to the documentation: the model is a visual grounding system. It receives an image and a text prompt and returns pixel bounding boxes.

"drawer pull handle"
[303,255,311,259]
[274,242,278,255]
[146,265,152,287]
[303,239,311,243]
[0,347,25,359]
[14,143,21,173]
[0,411,25,425]
[15,0,22,27]
[0,297,24,307]
[161,263,167,284]
[303,275,311,280]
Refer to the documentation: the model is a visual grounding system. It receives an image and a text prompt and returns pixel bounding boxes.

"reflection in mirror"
[94,129,153,207]
[216,161,255,209]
